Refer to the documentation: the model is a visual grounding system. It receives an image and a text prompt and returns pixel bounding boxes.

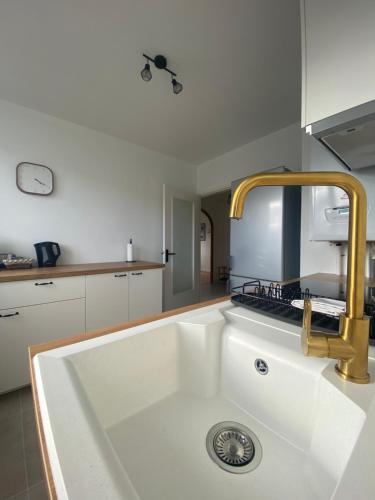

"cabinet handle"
[131,272,143,276]
[35,281,54,286]
[114,273,127,278]
[0,312,20,318]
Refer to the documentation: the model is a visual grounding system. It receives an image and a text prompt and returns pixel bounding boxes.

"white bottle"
[126,238,134,262]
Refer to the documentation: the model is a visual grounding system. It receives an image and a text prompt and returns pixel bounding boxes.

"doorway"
[200,190,231,302]
[163,185,200,311]
[200,209,213,284]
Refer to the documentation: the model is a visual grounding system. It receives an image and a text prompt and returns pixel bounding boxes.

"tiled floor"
[0,387,48,500]
[199,279,228,302]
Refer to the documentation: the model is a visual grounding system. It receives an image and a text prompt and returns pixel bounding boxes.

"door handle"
[164,249,176,263]
[35,281,54,286]
[0,312,19,318]
[131,272,143,276]
[114,273,127,277]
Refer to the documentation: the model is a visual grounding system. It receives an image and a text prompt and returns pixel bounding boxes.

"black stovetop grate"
[231,280,375,344]
[231,280,340,333]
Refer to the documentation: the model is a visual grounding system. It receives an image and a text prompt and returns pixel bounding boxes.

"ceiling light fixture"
[140,53,183,94]
[171,77,183,95]
[140,59,152,81]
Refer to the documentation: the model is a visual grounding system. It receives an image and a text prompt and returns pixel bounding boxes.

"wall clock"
[16,162,54,196]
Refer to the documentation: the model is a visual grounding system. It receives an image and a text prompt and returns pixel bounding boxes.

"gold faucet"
[230,171,370,384]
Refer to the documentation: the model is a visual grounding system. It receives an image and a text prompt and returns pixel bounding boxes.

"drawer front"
[0,276,85,310]
[0,298,85,393]
[129,268,162,321]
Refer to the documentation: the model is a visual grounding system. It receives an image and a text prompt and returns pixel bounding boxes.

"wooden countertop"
[29,296,230,500]
[0,261,164,283]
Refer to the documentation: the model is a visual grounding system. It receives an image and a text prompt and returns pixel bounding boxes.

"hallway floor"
[199,272,228,302]
[0,387,47,500]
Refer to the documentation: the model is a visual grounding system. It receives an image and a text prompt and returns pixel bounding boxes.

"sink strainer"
[206,421,262,474]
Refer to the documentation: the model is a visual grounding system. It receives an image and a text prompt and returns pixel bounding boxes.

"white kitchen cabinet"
[0,299,85,393]
[86,272,129,331]
[86,269,163,328]
[301,0,375,126]
[129,269,163,321]
[0,265,163,393]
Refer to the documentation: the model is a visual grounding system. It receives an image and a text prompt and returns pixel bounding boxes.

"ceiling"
[0,0,301,164]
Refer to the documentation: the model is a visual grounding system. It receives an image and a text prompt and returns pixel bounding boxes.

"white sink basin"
[34,301,375,500]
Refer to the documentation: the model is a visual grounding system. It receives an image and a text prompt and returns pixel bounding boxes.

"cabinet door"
[129,269,162,321]
[86,272,129,331]
[302,0,375,126]
[0,299,85,393]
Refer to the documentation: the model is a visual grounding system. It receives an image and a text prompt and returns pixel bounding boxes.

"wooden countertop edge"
[29,295,231,500]
[5,269,374,286]
[0,261,164,283]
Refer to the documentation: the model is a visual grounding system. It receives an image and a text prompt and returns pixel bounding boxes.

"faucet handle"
[301,299,329,357]
[302,299,360,366]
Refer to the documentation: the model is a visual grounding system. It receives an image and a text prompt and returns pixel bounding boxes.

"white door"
[163,185,200,310]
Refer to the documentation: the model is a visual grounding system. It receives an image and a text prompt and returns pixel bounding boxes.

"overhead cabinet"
[0,266,163,393]
[301,0,375,126]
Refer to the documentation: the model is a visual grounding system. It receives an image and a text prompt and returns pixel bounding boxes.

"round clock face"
[16,162,54,195]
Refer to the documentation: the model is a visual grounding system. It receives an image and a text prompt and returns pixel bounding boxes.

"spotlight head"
[141,62,152,81]
[172,78,183,94]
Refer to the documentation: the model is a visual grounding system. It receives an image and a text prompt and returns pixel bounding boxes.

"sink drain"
[206,421,262,474]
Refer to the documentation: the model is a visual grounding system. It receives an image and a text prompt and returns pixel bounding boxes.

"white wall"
[197,121,345,279]
[197,123,302,195]
[0,99,352,278]
[0,100,196,264]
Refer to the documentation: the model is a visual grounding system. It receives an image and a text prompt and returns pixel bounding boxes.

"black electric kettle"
[34,242,61,267]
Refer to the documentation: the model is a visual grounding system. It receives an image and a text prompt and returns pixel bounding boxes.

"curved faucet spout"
[230,171,370,383]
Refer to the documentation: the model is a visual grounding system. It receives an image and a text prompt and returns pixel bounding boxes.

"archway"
[200,209,214,284]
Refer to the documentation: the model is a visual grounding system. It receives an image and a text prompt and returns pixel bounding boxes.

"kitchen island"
[30,293,375,500]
